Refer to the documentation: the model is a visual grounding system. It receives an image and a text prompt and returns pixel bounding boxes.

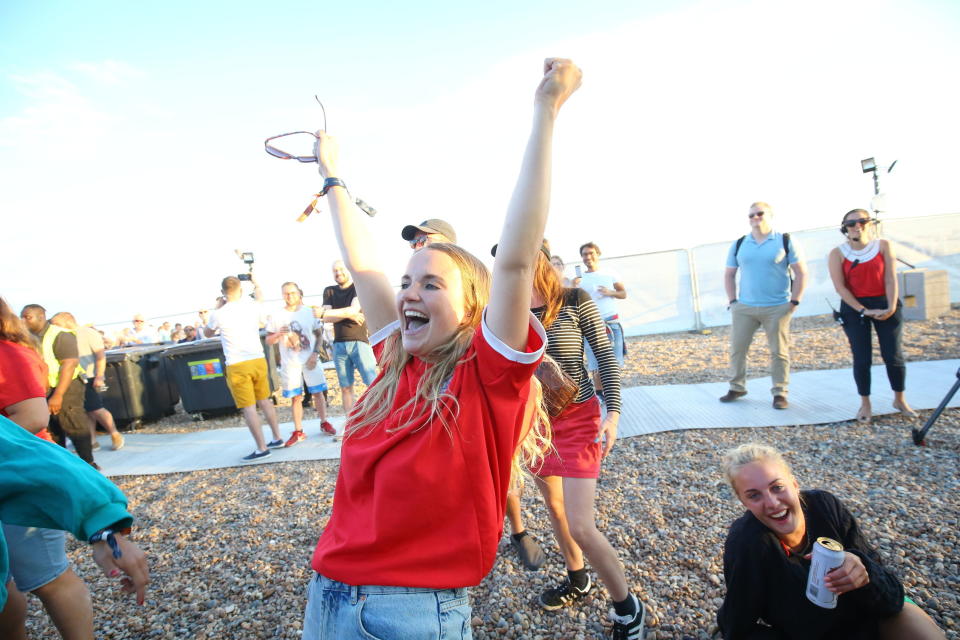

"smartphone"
[574,265,582,278]
[238,273,252,281]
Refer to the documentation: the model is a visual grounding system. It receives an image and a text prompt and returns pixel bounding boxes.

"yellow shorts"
[225,358,271,408]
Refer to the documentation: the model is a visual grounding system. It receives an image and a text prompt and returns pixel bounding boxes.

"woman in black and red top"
[524,243,645,639]
[827,209,915,424]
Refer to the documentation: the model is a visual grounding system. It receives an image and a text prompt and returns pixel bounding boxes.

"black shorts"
[83,380,104,412]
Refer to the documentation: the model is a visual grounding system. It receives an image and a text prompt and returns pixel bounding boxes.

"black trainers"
[511,533,546,570]
[266,439,285,449]
[609,594,645,639]
[538,575,592,610]
[242,449,271,461]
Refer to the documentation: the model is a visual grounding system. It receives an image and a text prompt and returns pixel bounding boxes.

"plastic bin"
[162,333,280,419]
[101,344,180,429]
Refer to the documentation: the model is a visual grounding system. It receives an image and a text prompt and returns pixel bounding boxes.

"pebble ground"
[24,309,960,639]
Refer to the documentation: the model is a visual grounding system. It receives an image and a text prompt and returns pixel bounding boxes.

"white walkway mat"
[96,360,959,477]
[96,418,346,478]
[618,359,960,438]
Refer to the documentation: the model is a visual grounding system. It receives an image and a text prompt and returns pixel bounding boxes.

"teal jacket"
[0,415,132,608]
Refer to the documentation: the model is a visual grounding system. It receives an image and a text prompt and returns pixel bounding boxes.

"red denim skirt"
[533,396,602,479]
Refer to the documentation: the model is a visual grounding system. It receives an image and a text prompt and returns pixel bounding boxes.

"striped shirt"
[533,287,622,414]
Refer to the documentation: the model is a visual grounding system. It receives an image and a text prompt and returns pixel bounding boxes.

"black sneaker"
[242,449,271,461]
[538,575,592,610]
[609,594,645,639]
[511,534,546,570]
[266,439,285,449]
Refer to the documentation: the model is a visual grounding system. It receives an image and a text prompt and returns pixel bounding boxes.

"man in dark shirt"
[20,304,96,465]
[321,260,377,413]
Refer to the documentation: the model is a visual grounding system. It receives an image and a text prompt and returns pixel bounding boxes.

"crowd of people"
[0,58,946,640]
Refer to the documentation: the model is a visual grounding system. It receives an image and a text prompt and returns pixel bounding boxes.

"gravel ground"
[24,310,960,639]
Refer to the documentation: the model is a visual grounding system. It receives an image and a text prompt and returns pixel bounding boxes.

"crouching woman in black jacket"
[716,443,943,640]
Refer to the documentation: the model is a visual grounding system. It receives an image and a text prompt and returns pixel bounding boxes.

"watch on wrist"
[790,299,799,306]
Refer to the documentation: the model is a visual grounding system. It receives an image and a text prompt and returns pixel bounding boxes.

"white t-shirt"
[265,306,319,367]
[207,299,266,365]
[578,270,622,319]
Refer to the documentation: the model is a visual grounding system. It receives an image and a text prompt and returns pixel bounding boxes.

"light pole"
[860,157,898,214]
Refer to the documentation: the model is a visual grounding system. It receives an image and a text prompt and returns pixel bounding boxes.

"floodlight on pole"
[860,157,897,214]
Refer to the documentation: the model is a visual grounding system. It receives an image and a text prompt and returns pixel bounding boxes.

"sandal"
[893,402,918,420]
[856,406,872,424]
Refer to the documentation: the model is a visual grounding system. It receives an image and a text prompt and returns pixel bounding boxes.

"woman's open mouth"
[403,310,429,333]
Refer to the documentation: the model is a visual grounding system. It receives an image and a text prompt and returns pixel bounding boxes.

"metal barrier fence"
[608,212,960,336]
[98,213,959,340]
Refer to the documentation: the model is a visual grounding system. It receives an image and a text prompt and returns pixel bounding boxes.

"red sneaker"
[284,430,307,448]
[320,421,336,436]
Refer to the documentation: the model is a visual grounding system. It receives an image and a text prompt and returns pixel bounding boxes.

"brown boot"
[719,390,747,403]
[773,395,789,410]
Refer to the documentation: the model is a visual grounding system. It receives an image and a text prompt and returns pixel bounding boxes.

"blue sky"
[2,0,958,332]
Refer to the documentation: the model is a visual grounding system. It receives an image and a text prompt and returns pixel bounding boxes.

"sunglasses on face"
[843,218,874,228]
[410,235,431,250]
[748,211,765,219]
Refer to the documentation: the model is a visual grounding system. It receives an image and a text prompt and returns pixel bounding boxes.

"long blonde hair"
[346,243,491,437]
[512,377,554,488]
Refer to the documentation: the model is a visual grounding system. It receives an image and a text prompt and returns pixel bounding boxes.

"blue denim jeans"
[1,523,69,592]
[302,573,472,640]
[333,340,378,388]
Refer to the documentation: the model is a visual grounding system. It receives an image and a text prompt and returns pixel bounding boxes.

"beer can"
[806,537,845,608]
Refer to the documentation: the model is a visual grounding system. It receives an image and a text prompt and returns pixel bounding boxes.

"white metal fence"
[607,212,960,336]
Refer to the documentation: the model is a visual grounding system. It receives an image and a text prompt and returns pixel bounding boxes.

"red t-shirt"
[0,340,47,415]
[312,313,546,588]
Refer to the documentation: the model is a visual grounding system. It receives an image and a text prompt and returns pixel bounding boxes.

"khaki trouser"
[728,302,795,396]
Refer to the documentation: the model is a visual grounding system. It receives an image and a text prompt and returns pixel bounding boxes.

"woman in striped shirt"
[530,243,644,639]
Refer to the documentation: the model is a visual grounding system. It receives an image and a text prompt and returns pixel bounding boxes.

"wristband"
[88,526,131,559]
[790,299,799,306]
[729,299,737,305]
[859,307,866,318]
[318,177,347,196]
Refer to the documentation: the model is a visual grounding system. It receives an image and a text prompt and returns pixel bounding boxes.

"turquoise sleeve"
[0,416,132,540]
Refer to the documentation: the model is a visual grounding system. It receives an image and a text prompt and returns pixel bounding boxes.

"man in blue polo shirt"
[721,202,807,409]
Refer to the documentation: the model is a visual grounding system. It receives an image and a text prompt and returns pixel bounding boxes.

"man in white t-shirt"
[204,274,283,461]
[266,282,335,447]
[575,242,627,381]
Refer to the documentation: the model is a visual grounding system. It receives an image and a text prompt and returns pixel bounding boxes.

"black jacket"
[717,490,904,640]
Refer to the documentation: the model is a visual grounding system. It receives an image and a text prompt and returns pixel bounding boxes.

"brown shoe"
[773,395,789,410]
[719,390,747,403]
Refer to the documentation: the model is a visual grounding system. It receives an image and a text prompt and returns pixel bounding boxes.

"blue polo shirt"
[726,231,801,307]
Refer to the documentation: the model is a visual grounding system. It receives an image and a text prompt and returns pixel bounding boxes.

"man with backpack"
[721,202,807,409]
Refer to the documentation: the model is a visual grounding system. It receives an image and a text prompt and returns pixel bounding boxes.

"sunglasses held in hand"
[264,97,376,219]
